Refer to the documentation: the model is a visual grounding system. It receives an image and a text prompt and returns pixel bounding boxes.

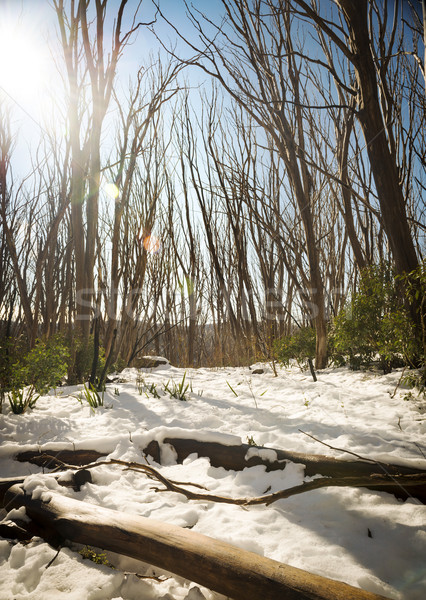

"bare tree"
[53,0,147,377]
[158,1,330,367]
[103,57,182,359]
[291,0,421,275]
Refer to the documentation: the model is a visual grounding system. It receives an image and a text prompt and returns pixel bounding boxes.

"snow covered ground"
[0,362,425,600]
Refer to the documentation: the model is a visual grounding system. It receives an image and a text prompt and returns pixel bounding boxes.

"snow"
[1,363,425,599]
[244,446,278,462]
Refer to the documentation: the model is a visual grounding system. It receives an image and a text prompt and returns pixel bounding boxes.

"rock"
[251,368,264,375]
[135,356,169,369]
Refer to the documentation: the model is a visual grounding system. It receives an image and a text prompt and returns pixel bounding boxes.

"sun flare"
[143,234,161,254]
[0,18,50,107]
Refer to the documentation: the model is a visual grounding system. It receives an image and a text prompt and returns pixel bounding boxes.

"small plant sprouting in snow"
[146,382,161,398]
[136,372,145,395]
[402,370,426,401]
[79,546,114,568]
[76,383,104,412]
[244,375,259,409]
[164,372,190,401]
[303,396,310,408]
[246,435,258,446]
[114,387,120,396]
[226,380,238,397]
[8,385,39,414]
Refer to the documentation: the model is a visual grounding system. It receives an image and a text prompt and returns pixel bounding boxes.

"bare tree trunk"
[335,0,418,276]
[54,0,145,375]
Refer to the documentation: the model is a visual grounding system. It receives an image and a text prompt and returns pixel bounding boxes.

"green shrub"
[14,335,70,394]
[0,337,24,409]
[274,326,316,370]
[330,264,416,373]
[111,356,127,374]
[398,259,425,364]
[402,369,426,398]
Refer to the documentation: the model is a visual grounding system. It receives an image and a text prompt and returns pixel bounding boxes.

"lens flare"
[103,182,120,199]
[143,234,161,254]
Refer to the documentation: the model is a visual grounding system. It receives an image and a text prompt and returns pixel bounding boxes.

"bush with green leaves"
[111,356,127,374]
[402,369,426,401]
[274,326,316,370]
[13,334,70,394]
[330,264,416,373]
[399,259,425,373]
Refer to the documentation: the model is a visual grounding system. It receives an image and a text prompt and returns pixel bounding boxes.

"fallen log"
[143,437,426,503]
[4,484,390,600]
[15,449,106,469]
[0,470,92,505]
[145,437,421,477]
[14,438,426,502]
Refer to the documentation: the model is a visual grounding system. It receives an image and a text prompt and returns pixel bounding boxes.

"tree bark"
[335,0,419,276]
[0,470,92,506]
[4,484,390,600]
[15,448,106,469]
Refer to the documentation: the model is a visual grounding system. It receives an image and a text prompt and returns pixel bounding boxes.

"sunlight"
[0,17,50,108]
[103,182,120,200]
[143,234,161,254]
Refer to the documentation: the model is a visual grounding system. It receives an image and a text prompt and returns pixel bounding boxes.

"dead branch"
[8,455,425,508]
[298,429,385,464]
[13,435,426,503]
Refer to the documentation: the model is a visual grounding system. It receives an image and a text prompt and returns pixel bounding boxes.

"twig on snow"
[25,454,426,508]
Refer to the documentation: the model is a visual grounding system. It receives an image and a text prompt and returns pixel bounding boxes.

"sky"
[0,0,226,181]
[1,0,423,243]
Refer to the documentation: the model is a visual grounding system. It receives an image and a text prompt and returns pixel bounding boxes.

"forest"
[0,2,425,599]
[0,0,424,399]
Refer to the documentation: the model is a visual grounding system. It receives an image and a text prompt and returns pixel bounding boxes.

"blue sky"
[0,0,226,177]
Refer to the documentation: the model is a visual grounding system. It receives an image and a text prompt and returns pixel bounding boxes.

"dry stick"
[45,547,62,569]
[298,429,381,464]
[255,474,426,506]
[390,366,408,398]
[414,443,426,460]
[38,456,209,492]
[297,429,425,503]
[29,454,426,508]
